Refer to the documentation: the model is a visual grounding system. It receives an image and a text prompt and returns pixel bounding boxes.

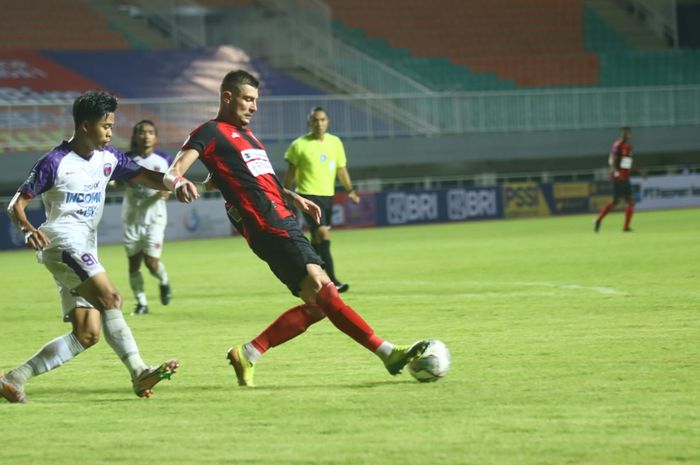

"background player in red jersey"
[163,70,429,387]
[595,127,635,232]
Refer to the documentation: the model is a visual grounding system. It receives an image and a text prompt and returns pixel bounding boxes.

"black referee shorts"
[299,194,333,231]
[247,217,325,296]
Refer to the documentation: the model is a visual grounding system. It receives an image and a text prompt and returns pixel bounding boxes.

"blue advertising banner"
[375,187,503,226]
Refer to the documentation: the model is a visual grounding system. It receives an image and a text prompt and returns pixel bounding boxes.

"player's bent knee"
[144,257,159,273]
[99,291,122,310]
[304,305,326,320]
[76,330,100,348]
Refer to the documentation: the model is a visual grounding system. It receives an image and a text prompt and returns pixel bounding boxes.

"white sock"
[242,342,262,364]
[101,309,146,378]
[150,262,169,285]
[129,271,147,306]
[374,341,395,361]
[6,333,85,386]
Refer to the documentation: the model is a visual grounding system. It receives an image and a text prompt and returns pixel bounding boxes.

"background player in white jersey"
[121,120,173,315]
[0,91,197,403]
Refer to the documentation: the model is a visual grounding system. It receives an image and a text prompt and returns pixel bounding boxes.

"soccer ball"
[408,339,451,383]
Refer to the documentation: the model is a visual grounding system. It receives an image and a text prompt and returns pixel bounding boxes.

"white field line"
[371,280,626,297]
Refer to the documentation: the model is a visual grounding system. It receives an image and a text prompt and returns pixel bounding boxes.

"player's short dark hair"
[308,106,327,121]
[220,70,259,95]
[130,119,157,150]
[72,90,118,126]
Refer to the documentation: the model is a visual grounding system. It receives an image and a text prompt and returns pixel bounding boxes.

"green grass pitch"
[1,208,698,465]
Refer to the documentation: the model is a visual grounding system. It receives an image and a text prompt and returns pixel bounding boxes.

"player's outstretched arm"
[164,148,201,203]
[285,188,321,225]
[7,192,50,250]
[132,168,198,204]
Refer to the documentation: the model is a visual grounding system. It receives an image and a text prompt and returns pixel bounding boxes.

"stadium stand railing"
[131,0,441,135]
[2,85,700,152]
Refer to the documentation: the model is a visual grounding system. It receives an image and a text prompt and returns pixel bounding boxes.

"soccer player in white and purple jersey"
[0,91,197,403]
[122,120,174,315]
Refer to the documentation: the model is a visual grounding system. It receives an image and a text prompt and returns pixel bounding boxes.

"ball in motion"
[408,339,451,383]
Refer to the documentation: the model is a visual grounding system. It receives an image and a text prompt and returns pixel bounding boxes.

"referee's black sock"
[319,240,340,284]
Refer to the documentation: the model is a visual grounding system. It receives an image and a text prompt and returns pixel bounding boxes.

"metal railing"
[215,0,438,134]
[2,86,700,152]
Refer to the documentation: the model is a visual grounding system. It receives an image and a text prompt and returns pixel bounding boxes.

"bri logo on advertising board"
[447,188,497,220]
[386,192,438,225]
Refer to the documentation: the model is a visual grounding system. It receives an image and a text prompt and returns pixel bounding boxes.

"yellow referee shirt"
[284,132,347,196]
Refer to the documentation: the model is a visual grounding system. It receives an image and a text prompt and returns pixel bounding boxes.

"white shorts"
[39,247,105,321]
[123,223,166,258]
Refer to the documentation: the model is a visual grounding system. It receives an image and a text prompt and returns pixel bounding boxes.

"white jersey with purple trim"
[122,150,172,226]
[19,141,142,251]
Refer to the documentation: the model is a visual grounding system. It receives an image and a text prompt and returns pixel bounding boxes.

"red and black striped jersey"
[183,119,294,238]
[610,139,633,182]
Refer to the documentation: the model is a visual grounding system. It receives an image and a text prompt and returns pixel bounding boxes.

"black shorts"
[246,217,325,296]
[299,194,333,231]
[613,180,633,201]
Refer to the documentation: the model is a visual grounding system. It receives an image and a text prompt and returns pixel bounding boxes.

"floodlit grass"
[1,209,698,465]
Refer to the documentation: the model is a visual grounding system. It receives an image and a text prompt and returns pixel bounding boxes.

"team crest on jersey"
[103,163,113,177]
[320,154,327,162]
[153,166,161,172]
[231,132,240,139]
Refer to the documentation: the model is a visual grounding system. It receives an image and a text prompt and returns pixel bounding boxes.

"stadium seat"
[0,0,130,50]
[326,0,599,89]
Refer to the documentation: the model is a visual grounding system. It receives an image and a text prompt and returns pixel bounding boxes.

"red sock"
[251,304,325,354]
[316,282,383,352]
[597,201,614,223]
[624,205,634,230]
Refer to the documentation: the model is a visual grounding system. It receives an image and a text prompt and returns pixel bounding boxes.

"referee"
[283,107,360,293]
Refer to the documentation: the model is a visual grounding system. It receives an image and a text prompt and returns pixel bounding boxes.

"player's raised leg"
[313,279,429,375]
[227,303,325,386]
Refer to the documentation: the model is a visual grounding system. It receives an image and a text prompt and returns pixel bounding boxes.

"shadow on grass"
[20,378,414,403]
[194,379,407,392]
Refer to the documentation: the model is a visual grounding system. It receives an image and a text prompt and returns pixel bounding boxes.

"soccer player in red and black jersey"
[594,127,636,232]
[163,70,429,387]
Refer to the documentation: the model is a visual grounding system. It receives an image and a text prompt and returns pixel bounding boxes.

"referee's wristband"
[347,188,356,194]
